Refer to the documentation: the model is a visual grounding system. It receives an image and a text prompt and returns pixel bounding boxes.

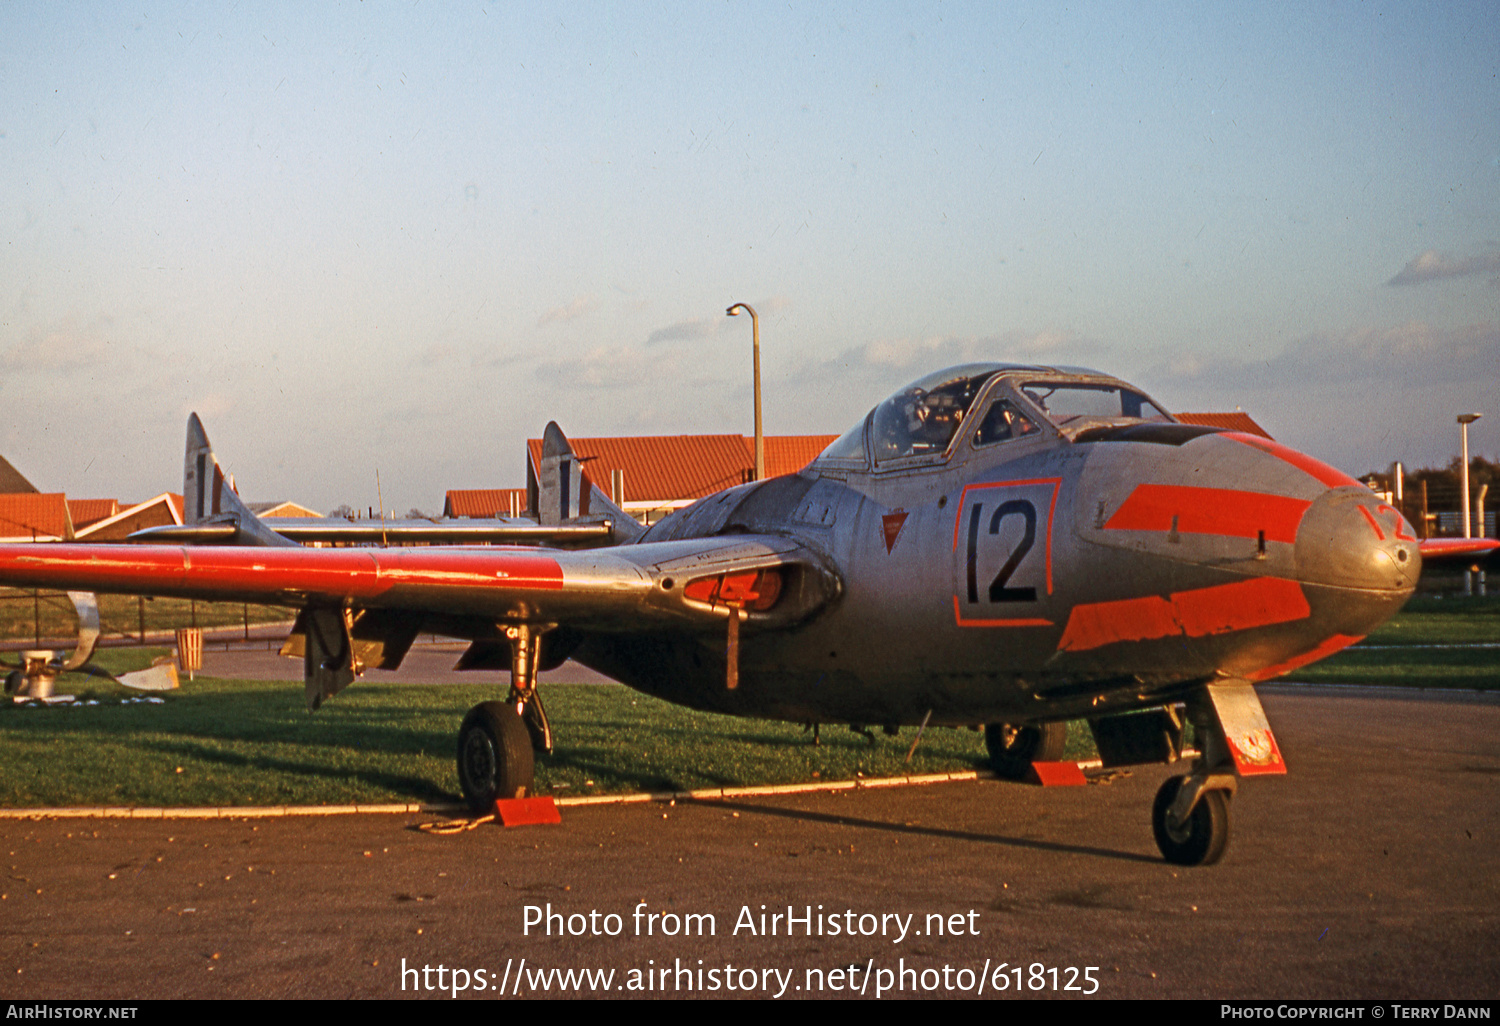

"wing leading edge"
[0,535,839,635]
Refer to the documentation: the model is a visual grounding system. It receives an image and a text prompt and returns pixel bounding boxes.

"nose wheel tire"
[984,721,1067,779]
[457,701,535,814]
[1152,776,1231,866]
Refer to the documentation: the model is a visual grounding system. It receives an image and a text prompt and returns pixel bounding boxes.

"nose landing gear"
[1150,680,1283,866]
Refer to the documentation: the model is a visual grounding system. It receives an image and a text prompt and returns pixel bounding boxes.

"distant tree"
[329,504,357,519]
[405,508,432,520]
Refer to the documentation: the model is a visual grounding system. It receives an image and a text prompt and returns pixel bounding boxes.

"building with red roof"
[445,434,838,525]
[1176,412,1273,440]
[0,494,73,542]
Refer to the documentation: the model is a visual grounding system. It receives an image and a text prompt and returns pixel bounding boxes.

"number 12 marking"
[951,478,1060,628]
[966,500,1037,603]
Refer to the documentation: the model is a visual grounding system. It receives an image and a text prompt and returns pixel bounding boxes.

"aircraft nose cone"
[1294,489,1421,594]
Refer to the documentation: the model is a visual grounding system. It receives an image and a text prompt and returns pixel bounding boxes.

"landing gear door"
[951,478,1062,629]
[1205,680,1287,776]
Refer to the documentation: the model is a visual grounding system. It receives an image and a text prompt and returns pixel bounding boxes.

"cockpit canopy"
[815,362,1174,468]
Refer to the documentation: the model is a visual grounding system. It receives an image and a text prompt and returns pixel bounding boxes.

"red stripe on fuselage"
[1104,484,1311,543]
[1249,633,1363,681]
[1223,432,1363,489]
[1057,577,1310,653]
[0,544,565,598]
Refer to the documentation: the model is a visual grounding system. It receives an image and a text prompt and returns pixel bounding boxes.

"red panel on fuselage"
[1104,484,1312,544]
[1057,577,1311,653]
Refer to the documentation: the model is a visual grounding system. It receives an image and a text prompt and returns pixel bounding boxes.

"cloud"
[768,329,1113,436]
[1137,321,1499,475]
[534,345,674,390]
[725,295,793,317]
[1147,321,1499,392]
[0,318,127,376]
[645,317,719,345]
[412,342,459,368]
[797,329,1108,381]
[537,295,598,327]
[1387,250,1500,287]
[185,393,235,421]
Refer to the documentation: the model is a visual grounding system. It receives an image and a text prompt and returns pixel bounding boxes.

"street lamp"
[1458,413,1482,538]
[726,303,764,482]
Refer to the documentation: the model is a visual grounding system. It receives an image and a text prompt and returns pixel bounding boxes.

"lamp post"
[726,303,764,482]
[1458,414,1482,538]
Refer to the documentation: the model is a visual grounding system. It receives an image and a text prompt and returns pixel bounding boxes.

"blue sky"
[2,2,1496,512]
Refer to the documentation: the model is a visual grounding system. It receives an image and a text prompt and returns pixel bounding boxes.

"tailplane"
[533,422,645,544]
[183,414,298,547]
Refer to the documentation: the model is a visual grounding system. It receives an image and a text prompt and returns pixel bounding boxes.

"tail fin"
[184,414,298,547]
[535,422,645,543]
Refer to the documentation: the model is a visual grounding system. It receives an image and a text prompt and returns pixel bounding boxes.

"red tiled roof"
[523,435,838,505]
[1177,412,1273,440]
[526,435,751,504]
[763,436,838,477]
[0,493,71,540]
[445,488,528,518]
[67,498,119,530]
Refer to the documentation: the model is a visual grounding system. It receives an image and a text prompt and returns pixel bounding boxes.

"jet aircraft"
[0,364,1420,865]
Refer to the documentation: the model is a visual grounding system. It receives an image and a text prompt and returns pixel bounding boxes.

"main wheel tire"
[985,721,1068,779]
[1152,776,1231,866]
[457,701,535,814]
[3,670,24,696]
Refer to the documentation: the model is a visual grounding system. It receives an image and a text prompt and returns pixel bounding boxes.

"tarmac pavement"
[0,677,1496,1000]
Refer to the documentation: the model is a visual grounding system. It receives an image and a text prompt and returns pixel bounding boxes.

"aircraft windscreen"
[817,418,869,463]
[1020,383,1170,426]
[871,367,996,462]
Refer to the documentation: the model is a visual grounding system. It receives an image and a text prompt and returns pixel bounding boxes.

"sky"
[2,1,1496,514]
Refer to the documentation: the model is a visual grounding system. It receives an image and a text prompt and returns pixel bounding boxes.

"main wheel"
[985,721,1067,779]
[1152,776,1231,866]
[457,701,535,813]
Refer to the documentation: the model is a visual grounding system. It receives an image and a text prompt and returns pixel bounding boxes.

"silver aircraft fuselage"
[574,363,1418,726]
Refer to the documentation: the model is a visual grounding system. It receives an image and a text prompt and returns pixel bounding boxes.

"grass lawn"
[1284,595,1500,689]
[0,668,1098,808]
[0,596,1492,809]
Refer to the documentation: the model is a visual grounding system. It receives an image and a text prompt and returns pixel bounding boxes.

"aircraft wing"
[1417,537,1500,562]
[0,535,839,634]
[128,520,616,546]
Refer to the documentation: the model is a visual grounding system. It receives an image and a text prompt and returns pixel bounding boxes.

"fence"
[0,588,289,649]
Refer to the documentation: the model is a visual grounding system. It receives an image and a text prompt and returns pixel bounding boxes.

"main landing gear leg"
[455,622,554,814]
[502,623,555,755]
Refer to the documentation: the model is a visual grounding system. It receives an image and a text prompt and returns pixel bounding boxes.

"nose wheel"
[1152,775,1232,866]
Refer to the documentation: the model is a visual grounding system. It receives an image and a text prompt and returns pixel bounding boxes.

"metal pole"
[726,303,765,482]
[1458,414,1481,538]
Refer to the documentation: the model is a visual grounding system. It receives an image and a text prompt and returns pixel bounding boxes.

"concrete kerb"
[0,768,1018,820]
